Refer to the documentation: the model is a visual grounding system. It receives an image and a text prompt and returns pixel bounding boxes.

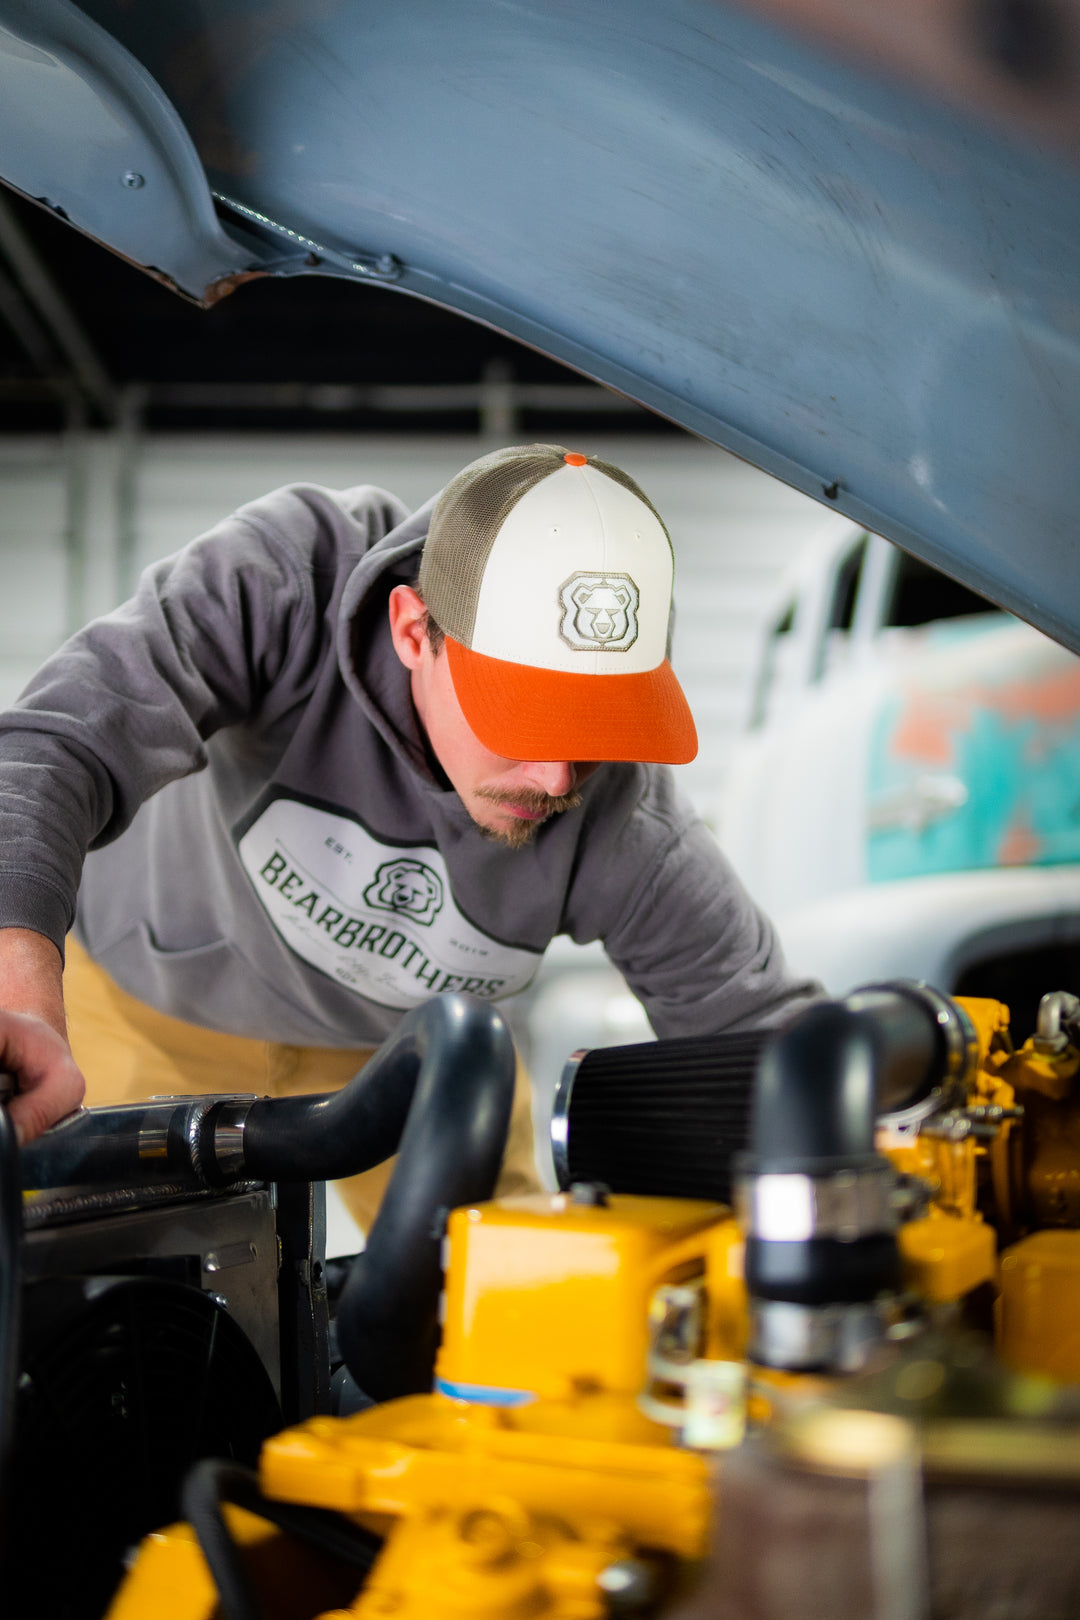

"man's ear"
[387,583,429,670]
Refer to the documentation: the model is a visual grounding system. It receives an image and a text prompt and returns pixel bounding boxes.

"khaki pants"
[63,936,540,1234]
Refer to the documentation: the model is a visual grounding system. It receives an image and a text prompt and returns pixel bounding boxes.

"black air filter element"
[551,1031,770,1204]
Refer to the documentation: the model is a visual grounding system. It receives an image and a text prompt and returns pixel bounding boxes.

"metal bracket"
[212,192,403,282]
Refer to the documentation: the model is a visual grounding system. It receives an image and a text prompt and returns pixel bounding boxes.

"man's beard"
[472,784,583,848]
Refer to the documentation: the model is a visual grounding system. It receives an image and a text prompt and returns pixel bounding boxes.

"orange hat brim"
[445,637,698,765]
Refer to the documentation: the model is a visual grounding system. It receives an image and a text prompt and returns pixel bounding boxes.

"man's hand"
[0,928,85,1144]
[0,1010,84,1145]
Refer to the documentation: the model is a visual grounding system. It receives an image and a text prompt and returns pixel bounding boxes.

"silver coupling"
[749,1297,898,1373]
[210,1099,253,1181]
[736,1164,902,1244]
[550,1050,587,1190]
[867,981,978,1132]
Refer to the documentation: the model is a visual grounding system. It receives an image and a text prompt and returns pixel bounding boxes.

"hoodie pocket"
[94,922,242,1028]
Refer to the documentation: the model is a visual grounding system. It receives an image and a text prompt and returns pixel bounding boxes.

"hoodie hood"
[335,490,439,782]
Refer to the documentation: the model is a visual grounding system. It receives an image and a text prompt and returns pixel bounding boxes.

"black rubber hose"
[23,993,516,1200]
[239,994,515,1184]
[322,996,516,1401]
[741,985,949,1321]
[744,987,942,1174]
[0,1091,22,1558]
[181,1459,381,1620]
[182,1461,262,1620]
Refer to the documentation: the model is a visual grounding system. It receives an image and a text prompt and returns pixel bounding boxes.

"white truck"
[721,524,1080,1038]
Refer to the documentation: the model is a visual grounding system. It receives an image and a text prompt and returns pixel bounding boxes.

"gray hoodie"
[0,482,816,1046]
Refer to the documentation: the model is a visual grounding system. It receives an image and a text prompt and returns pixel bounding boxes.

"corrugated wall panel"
[0,449,69,702]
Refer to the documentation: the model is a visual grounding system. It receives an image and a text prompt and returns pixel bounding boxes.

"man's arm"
[0,928,84,1143]
[567,767,822,1038]
[0,513,311,1142]
[608,822,822,1037]
[0,483,410,954]
[0,485,412,1140]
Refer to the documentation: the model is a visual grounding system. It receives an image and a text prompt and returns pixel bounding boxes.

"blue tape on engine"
[435,1377,537,1407]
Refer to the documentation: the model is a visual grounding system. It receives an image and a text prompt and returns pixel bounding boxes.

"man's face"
[388,586,600,847]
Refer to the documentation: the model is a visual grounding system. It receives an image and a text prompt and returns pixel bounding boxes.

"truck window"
[829,536,868,633]
[814,535,868,679]
[887,551,996,627]
[749,602,795,729]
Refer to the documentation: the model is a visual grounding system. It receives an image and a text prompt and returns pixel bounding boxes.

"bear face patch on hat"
[417,444,698,764]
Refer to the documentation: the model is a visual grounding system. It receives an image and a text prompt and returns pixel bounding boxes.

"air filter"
[551,1030,770,1204]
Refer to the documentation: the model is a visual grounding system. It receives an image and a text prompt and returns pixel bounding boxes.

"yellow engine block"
[111,1192,738,1620]
[110,992,1080,1620]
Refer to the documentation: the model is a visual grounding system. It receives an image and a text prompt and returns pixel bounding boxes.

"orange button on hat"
[563,452,588,466]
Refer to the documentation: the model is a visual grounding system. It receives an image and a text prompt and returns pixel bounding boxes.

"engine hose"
[745,984,949,1176]
[0,1091,22,1557]
[327,996,517,1400]
[236,995,513,1184]
[738,981,975,1370]
[181,1459,382,1620]
[22,991,516,1188]
[748,984,939,1179]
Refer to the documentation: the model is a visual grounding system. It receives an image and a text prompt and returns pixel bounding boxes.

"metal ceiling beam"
[0,257,58,378]
[0,193,118,421]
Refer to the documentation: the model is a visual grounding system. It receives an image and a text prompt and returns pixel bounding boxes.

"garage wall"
[0,430,842,812]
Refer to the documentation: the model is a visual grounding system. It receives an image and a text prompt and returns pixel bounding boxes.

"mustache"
[474,785,583,817]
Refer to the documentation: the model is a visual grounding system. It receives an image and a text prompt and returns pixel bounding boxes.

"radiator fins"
[553,1031,769,1205]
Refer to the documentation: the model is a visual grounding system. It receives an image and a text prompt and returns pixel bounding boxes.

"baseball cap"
[417,444,698,764]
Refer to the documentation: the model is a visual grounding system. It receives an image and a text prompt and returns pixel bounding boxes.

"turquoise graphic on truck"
[867,624,1080,883]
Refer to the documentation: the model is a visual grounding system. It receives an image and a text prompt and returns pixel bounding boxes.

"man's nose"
[524,761,577,797]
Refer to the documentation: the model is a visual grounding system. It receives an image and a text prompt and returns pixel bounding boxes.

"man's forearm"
[0,927,67,1037]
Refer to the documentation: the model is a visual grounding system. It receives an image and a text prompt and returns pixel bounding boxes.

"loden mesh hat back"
[418,444,697,765]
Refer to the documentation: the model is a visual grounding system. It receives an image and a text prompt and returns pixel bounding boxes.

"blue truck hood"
[1,0,1078,652]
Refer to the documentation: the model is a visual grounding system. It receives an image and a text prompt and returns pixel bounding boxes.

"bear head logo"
[558,571,640,653]
[363,857,444,926]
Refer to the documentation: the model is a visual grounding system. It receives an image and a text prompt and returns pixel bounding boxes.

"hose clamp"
[208,1099,255,1183]
[550,1050,588,1191]
[858,981,977,1132]
[736,1164,902,1242]
[907,980,978,1081]
[749,1297,899,1373]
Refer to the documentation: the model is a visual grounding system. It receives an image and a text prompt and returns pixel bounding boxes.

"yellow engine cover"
[435,1192,735,1407]
[998,1230,1080,1380]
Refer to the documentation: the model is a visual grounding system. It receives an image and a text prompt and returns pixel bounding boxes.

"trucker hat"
[417,444,698,764]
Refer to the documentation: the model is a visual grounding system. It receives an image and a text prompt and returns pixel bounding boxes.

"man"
[0,443,816,1217]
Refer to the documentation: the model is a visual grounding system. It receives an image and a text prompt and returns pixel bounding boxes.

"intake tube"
[737,982,975,1372]
[22,995,515,1194]
[20,1094,245,1194]
[326,996,516,1400]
